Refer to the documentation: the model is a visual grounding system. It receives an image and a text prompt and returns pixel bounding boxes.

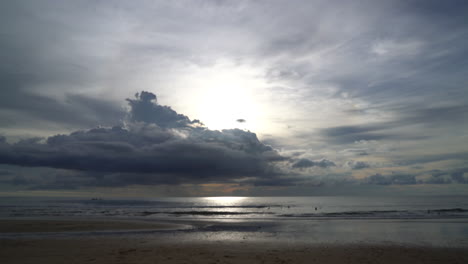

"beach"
[2,196,468,263]
[1,219,468,264]
[2,0,468,261]
[0,219,185,233]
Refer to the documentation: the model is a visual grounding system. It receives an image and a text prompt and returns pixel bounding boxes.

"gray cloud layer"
[0,92,284,187]
[0,90,466,190]
[1,1,468,193]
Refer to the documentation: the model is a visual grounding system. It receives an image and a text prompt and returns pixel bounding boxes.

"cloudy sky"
[1,0,468,196]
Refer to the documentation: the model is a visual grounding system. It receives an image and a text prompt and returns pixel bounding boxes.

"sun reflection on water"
[203,197,247,205]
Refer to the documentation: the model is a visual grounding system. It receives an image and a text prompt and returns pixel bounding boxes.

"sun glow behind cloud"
[181,61,270,133]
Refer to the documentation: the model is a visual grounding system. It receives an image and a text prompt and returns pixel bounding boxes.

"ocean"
[1,196,468,246]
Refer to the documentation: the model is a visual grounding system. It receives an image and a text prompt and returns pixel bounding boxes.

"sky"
[1,0,468,196]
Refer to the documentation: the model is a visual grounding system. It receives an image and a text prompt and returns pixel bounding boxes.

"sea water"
[1,196,468,246]
[2,196,468,220]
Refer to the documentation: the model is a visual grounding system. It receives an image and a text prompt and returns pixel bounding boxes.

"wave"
[431,208,468,213]
[178,205,282,209]
[279,208,468,219]
[54,199,284,209]
[141,211,275,216]
[5,203,468,220]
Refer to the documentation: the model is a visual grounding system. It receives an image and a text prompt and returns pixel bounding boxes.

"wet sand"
[2,238,467,264]
[0,219,184,233]
[1,220,467,264]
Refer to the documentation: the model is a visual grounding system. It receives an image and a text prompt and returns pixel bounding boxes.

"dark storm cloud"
[0,92,284,187]
[245,177,303,187]
[126,91,202,128]
[291,158,336,169]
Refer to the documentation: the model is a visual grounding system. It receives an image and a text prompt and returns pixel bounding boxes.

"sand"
[0,219,184,233]
[1,220,467,264]
[2,238,467,264]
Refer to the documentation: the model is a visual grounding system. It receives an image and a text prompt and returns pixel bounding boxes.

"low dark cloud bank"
[292,158,336,169]
[0,92,284,187]
[366,168,468,185]
[366,174,417,185]
[1,91,466,190]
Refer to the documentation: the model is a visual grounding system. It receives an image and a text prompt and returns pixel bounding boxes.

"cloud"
[425,168,468,184]
[319,103,468,145]
[320,125,388,144]
[450,170,468,184]
[346,160,370,170]
[291,158,336,169]
[364,167,468,185]
[366,173,417,185]
[0,92,284,187]
[1,1,468,194]
[236,119,246,123]
[340,148,369,156]
[394,151,468,166]
[370,39,424,57]
[126,91,202,128]
[0,86,125,134]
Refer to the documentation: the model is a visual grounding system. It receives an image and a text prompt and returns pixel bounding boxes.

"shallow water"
[2,196,468,220]
[1,196,468,246]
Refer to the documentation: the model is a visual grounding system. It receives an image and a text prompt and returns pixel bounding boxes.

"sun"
[186,61,269,132]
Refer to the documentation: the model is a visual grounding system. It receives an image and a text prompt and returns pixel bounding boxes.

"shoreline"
[0,219,189,233]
